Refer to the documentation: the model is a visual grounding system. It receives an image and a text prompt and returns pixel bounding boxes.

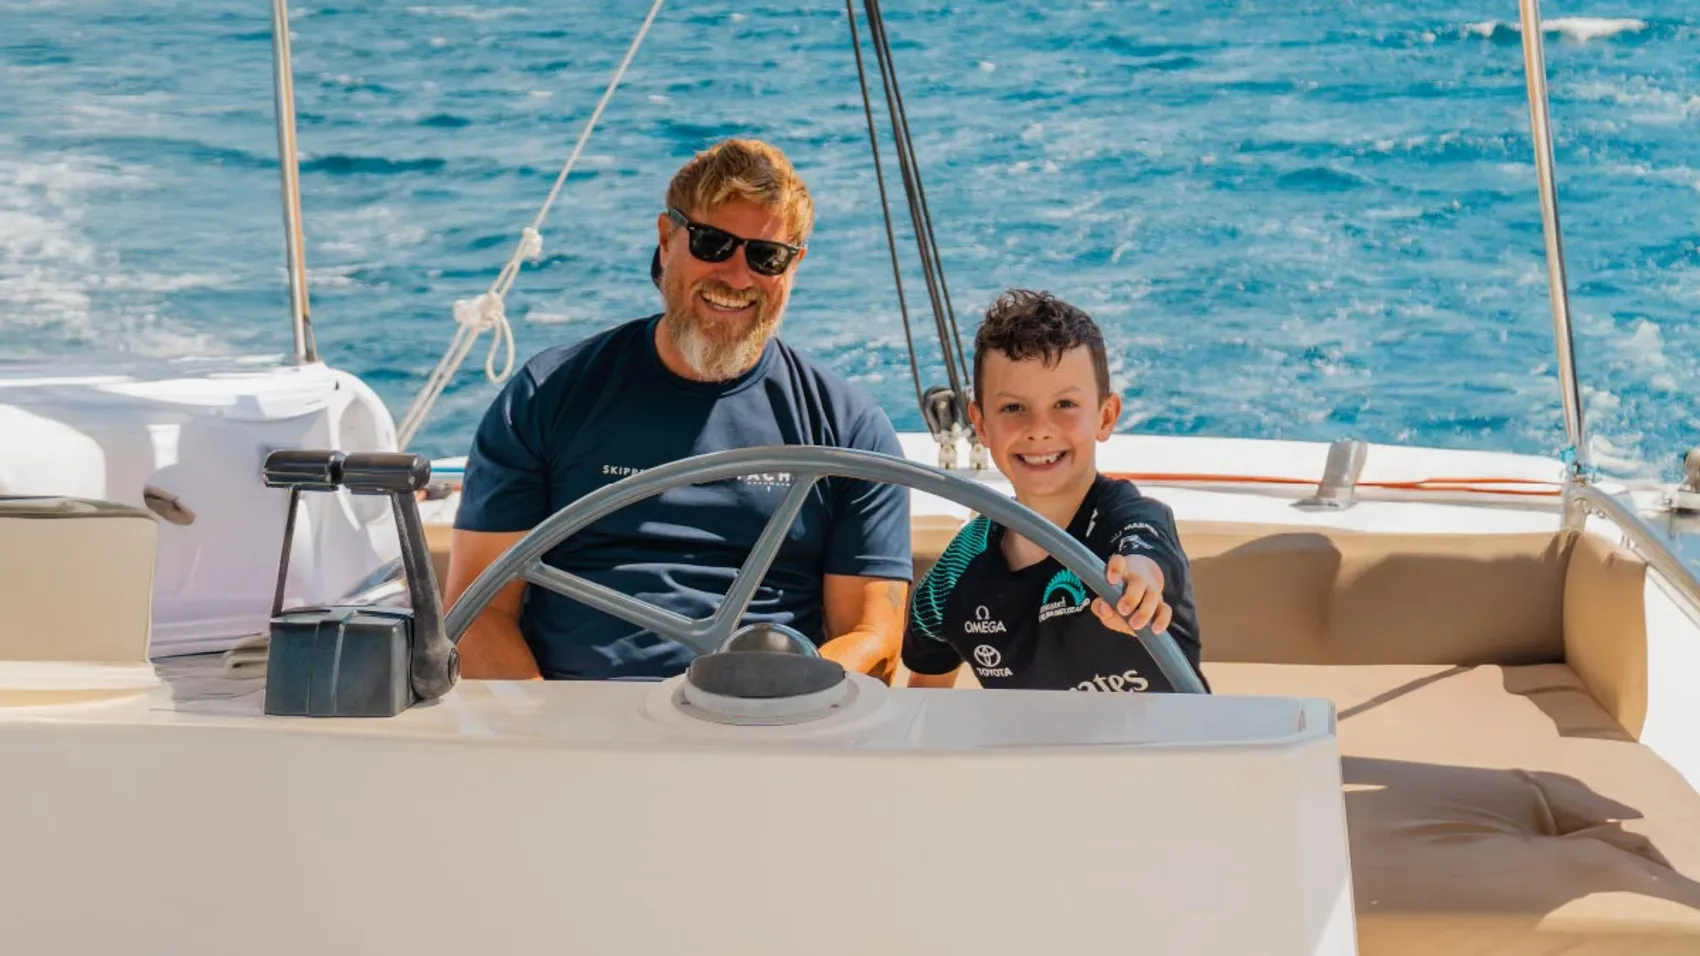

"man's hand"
[820,575,910,684]
[1090,553,1171,637]
[443,529,544,680]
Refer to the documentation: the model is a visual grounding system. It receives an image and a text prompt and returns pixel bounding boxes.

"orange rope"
[1104,472,1564,497]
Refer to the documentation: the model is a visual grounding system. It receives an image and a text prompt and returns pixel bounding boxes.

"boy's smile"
[971,345,1122,518]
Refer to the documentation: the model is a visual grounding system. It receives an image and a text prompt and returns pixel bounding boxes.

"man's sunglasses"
[666,207,804,277]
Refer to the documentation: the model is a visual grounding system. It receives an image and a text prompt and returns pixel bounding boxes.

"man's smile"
[698,287,757,315]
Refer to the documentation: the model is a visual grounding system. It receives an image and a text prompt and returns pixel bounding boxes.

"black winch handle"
[341,452,458,700]
[340,452,432,496]
[262,449,345,490]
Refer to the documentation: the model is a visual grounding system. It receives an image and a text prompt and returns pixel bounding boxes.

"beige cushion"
[1563,532,1651,739]
[1207,662,1700,954]
[910,513,963,582]
[0,497,157,664]
[1179,521,1572,666]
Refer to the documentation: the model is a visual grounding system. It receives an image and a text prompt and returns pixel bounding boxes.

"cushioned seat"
[0,496,160,706]
[0,496,157,664]
[1207,662,1700,954]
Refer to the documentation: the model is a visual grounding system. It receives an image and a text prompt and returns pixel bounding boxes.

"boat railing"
[1568,483,1700,619]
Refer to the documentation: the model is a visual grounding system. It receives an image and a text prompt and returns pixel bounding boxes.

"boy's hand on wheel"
[1091,554,1171,637]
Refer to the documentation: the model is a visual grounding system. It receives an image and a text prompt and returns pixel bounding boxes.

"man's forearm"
[819,626,899,684]
[458,613,543,680]
[443,529,539,680]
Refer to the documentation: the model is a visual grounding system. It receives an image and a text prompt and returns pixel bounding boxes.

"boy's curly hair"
[972,289,1111,404]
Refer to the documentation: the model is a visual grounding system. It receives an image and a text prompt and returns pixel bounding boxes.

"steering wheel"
[442,445,1207,695]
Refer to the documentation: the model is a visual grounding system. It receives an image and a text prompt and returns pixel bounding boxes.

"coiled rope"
[396,0,667,450]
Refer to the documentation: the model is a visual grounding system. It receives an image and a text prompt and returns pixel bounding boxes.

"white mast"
[1515,0,1586,476]
[268,0,316,364]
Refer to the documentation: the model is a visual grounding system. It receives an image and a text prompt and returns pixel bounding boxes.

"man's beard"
[661,276,784,381]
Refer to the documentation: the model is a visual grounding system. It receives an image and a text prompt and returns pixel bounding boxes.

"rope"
[396,0,666,450]
[1104,472,1565,498]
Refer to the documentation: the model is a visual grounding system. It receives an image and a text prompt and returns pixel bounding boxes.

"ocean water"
[1,0,1696,478]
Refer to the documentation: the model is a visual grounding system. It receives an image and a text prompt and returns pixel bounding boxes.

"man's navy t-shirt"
[454,314,913,680]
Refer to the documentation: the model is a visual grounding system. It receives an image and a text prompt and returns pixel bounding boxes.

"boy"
[902,289,1207,693]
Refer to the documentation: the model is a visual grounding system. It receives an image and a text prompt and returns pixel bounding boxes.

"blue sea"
[2,0,1696,479]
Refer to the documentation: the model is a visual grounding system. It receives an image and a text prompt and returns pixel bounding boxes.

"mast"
[269,0,317,364]
[1515,0,1586,476]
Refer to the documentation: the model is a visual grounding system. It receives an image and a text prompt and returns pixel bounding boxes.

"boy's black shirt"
[902,474,1207,692]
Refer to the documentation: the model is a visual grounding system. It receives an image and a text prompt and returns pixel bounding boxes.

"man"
[445,138,913,683]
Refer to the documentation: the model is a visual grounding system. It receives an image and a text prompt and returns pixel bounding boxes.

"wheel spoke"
[707,474,820,641]
[521,561,716,655]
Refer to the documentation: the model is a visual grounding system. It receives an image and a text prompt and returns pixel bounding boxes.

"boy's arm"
[1089,493,1204,672]
[1090,553,1170,636]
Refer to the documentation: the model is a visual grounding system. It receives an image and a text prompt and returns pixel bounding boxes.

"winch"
[260,449,457,717]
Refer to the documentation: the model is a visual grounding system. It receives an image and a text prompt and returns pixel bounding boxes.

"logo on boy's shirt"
[1039,569,1090,622]
[972,643,1013,678]
[1111,522,1160,555]
[963,605,1007,635]
[1073,668,1151,693]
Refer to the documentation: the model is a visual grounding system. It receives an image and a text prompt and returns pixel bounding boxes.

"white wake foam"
[1465,17,1647,42]
[0,150,227,359]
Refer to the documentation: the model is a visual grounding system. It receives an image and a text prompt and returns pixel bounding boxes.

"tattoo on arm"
[884,581,906,617]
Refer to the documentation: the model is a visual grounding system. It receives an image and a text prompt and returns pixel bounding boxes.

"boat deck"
[1212,660,1700,953]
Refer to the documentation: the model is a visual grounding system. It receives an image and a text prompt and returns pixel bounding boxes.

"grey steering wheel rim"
[443,445,1207,694]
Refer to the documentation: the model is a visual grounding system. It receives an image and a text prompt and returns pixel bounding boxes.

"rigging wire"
[862,0,961,410]
[850,0,975,436]
[862,0,971,403]
[844,0,926,420]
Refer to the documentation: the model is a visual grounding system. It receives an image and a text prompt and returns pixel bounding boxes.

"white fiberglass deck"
[0,659,1355,956]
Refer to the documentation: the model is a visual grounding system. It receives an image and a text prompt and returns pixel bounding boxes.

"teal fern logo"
[1040,569,1089,621]
[912,516,994,641]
